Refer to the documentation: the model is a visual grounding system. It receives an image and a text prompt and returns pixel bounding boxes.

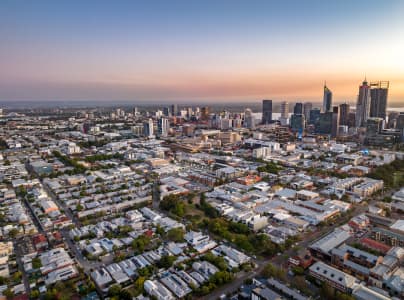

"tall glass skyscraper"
[355,79,371,127]
[262,99,272,124]
[370,81,389,120]
[339,103,350,126]
[293,102,303,114]
[323,84,332,113]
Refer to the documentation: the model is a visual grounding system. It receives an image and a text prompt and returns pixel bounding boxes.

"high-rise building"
[370,81,389,120]
[332,106,340,137]
[262,99,273,124]
[323,84,332,112]
[290,114,305,133]
[280,101,289,119]
[339,103,350,126]
[293,102,303,115]
[397,113,404,130]
[366,118,384,136]
[201,106,210,120]
[316,112,333,136]
[187,107,193,119]
[355,79,371,127]
[143,118,154,137]
[157,117,170,137]
[387,111,399,129]
[244,108,255,129]
[303,102,312,121]
[163,107,170,117]
[171,104,178,117]
[133,107,139,116]
[347,112,356,128]
[309,108,321,125]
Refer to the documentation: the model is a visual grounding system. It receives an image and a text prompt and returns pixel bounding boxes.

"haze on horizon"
[1,0,404,105]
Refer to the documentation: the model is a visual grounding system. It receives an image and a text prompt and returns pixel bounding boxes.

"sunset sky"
[1,0,404,105]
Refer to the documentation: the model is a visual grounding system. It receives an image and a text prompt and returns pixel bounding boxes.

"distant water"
[0,100,403,112]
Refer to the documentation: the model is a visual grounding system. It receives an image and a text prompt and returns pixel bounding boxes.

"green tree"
[320,282,336,300]
[166,227,185,242]
[30,289,40,299]
[8,228,19,239]
[108,284,122,297]
[3,288,14,299]
[157,255,176,268]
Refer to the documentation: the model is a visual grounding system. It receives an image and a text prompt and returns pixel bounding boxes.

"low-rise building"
[309,261,357,293]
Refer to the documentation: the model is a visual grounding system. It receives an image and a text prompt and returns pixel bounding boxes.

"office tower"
[397,113,404,130]
[280,101,289,118]
[316,112,333,136]
[370,81,389,119]
[303,102,312,121]
[163,107,170,117]
[366,118,384,136]
[155,110,163,118]
[339,103,350,126]
[171,104,178,117]
[332,106,340,137]
[201,106,210,120]
[365,118,385,146]
[355,79,371,127]
[143,118,154,137]
[348,112,356,128]
[133,107,139,116]
[187,107,193,119]
[116,108,125,117]
[309,108,321,125]
[387,111,399,129]
[262,99,273,124]
[290,114,305,133]
[293,102,303,114]
[157,117,170,137]
[219,118,232,130]
[323,83,333,112]
[244,108,255,129]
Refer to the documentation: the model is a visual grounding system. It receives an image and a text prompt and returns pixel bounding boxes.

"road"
[42,181,81,226]
[14,239,32,293]
[61,228,103,273]
[199,262,267,300]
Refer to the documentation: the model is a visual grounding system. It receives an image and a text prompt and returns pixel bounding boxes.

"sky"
[1,0,404,105]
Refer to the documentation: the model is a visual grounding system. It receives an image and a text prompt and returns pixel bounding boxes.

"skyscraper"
[316,112,333,136]
[244,108,255,129]
[355,79,371,127]
[293,102,303,114]
[309,108,321,125]
[339,103,350,126]
[143,118,154,137]
[332,106,340,137]
[201,106,210,120]
[133,107,139,116]
[323,84,332,113]
[171,104,178,117]
[290,114,305,133]
[397,113,404,130]
[370,81,389,120]
[262,99,273,124]
[157,117,170,137]
[163,107,170,117]
[280,101,289,119]
[303,102,312,121]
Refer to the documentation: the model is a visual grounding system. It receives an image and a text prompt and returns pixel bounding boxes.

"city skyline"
[1,0,404,104]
